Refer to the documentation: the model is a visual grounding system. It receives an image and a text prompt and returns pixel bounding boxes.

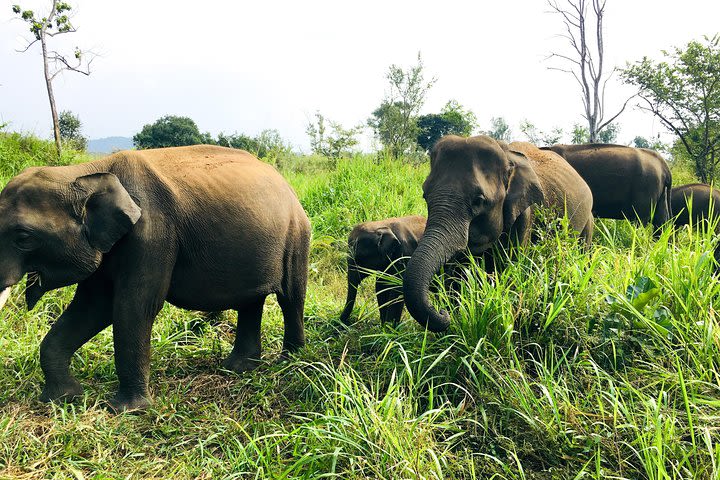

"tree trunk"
[41,31,62,162]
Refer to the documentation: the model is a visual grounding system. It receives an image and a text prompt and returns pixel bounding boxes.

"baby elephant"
[340,216,426,326]
[671,183,720,267]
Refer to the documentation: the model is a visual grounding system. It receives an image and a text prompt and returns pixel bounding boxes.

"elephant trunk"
[340,263,364,325]
[404,206,470,332]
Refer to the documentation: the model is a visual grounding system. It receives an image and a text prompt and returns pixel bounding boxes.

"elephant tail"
[653,169,673,230]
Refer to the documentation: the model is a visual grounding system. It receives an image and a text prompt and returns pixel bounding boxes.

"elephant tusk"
[0,287,11,311]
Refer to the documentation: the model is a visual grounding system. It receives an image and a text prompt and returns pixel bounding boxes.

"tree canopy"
[368,53,436,159]
[306,111,362,160]
[133,115,213,150]
[58,110,86,151]
[416,100,477,151]
[622,35,720,182]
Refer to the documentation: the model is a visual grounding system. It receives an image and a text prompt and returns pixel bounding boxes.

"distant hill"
[87,136,133,154]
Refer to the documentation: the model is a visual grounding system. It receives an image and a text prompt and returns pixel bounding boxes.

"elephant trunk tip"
[404,288,452,333]
[423,308,451,333]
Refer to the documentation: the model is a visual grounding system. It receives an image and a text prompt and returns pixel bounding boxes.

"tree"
[520,120,563,146]
[483,117,512,142]
[597,123,619,143]
[571,121,618,144]
[547,0,631,143]
[632,136,667,152]
[133,115,213,149]
[216,129,291,162]
[255,129,292,161]
[306,111,362,160]
[571,124,589,144]
[439,100,477,136]
[368,53,436,159]
[12,1,95,160]
[58,110,86,151]
[622,35,720,183]
[216,132,260,153]
[416,100,477,151]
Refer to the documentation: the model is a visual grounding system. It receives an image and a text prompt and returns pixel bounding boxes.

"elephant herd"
[0,137,717,411]
[343,137,719,329]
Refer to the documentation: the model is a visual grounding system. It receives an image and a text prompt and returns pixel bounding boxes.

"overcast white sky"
[1,0,719,151]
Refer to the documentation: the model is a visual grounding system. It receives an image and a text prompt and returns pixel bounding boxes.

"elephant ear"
[503,150,544,231]
[73,173,142,253]
[377,227,401,260]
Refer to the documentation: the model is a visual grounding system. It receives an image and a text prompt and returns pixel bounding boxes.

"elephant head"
[0,167,141,309]
[403,135,543,332]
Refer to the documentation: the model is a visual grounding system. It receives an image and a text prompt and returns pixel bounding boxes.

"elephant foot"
[108,391,152,413]
[222,354,261,374]
[39,378,83,403]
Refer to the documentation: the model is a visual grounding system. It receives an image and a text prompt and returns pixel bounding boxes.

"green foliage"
[254,129,293,165]
[519,119,563,146]
[306,111,362,160]
[58,110,87,151]
[597,123,619,143]
[571,123,589,144]
[215,131,258,152]
[572,122,619,144]
[133,115,214,150]
[0,132,89,183]
[633,135,668,153]
[633,135,650,148]
[12,2,73,40]
[416,100,477,151]
[216,129,292,165]
[368,53,436,159]
[483,116,512,142]
[622,35,720,183]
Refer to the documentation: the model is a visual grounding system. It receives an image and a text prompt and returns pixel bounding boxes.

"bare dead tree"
[547,0,632,143]
[12,1,96,160]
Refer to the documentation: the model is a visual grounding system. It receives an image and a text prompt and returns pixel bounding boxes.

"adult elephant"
[671,183,720,268]
[671,183,720,228]
[0,145,311,411]
[543,144,672,228]
[403,136,594,332]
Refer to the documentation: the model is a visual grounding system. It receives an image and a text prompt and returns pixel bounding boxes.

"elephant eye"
[472,194,487,207]
[13,229,37,251]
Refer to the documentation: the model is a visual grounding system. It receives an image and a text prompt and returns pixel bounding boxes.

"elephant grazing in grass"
[0,145,311,411]
[340,215,426,326]
[671,183,720,268]
[543,144,672,229]
[403,135,594,332]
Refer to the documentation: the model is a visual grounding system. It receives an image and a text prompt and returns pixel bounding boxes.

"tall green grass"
[0,133,718,479]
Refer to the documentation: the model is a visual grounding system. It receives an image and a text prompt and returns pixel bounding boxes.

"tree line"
[9,1,720,182]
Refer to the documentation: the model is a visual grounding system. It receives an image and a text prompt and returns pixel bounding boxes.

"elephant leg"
[580,216,594,250]
[39,277,113,403]
[109,280,168,412]
[222,297,266,374]
[278,249,308,355]
[375,278,403,326]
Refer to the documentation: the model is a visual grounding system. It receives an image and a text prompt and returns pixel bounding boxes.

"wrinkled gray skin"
[0,145,310,411]
[544,144,672,229]
[671,183,720,269]
[404,136,594,332]
[340,215,426,326]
